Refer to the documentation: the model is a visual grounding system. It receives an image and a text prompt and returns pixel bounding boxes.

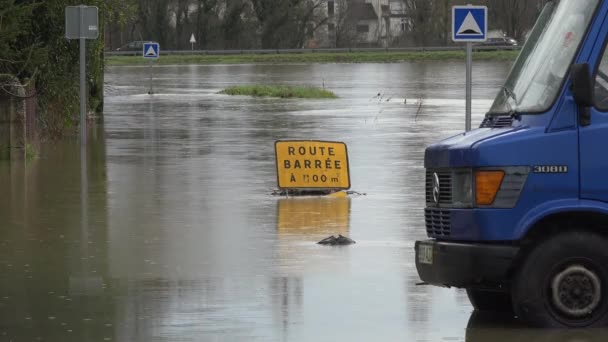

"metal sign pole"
[453,5,486,132]
[79,9,87,144]
[465,42,472,132]
[143,42,159,94]
[78,5,90,290]
[80,131,89,274]
[80,38,86,143]
[66,5,98,144]
[149,60,154,95]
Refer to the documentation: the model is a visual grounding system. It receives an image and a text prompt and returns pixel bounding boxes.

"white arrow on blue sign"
[452,6,487,43]
[143,42,160,59]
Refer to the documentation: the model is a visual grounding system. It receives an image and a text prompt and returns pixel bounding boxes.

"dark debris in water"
[272,189,339,196]
[271,189,366,197]
[317,235,356,246]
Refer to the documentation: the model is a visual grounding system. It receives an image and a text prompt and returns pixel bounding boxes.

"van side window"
[595,50,608,109]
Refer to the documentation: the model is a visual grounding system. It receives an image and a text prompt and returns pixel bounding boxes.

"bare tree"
[194,0,221,49]
[136,0,172,47]
[403,0,432,46]
[399,0,547,47]
[489,0,546,40]
[107,0,551,50]
[293,0,328,48]
[250,0,327,49]
[174,0,192,50]
[222,0,251,49]
[332,0,358,47]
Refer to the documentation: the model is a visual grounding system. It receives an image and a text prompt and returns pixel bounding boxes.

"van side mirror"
[571,63,593,126]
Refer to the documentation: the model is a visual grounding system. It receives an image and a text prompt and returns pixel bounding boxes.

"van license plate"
[418,244,433,265]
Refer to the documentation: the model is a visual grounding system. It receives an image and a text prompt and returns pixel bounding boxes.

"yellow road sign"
[275,140,350,189]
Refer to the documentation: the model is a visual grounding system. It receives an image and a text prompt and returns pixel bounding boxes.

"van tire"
[512,231,608,328]
[466,288,513,313]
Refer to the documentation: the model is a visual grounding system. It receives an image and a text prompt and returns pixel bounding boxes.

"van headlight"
[426,167,529,209]
[452,169,474,208]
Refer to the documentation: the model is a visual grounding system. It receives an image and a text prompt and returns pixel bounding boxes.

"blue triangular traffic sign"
[143,42,160,59]
[452,6,487,42]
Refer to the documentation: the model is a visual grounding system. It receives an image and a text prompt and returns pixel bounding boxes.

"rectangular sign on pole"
[452,5,487,132]
[65,5,99,145]
[275,140,350,190]
[452,6,487,43]
[65,6,99,40]
[143,42,160,59]
[143,43,160,94]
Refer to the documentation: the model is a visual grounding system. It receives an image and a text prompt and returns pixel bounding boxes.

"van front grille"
[425,170,452,205]
[425,208,451,237]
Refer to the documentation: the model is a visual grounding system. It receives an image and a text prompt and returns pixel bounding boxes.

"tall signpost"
[452,5,487,132]
[65,5,99,144]
[66,6,99,292]
[143,42,160,95]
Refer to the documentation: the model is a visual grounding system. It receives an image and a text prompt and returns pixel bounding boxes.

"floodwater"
[2,62,605,341]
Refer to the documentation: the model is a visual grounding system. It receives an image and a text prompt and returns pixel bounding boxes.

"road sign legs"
[80,37,86,144]
[465,42,472,132]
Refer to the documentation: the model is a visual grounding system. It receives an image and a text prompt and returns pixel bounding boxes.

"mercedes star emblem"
[432,173,440,205]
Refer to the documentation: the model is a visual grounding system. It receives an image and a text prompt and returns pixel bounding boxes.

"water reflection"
[0,129,113,341]
[276,195,351,237]
[274,194,351,340]
[466,312,608,342]
[0,61,534,341]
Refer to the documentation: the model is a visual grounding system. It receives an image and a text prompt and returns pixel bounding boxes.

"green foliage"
[220,85,337,99]
[0,1,40,77]
[25,143,38,161]
[0,0,134,137]
[107,50,519,66]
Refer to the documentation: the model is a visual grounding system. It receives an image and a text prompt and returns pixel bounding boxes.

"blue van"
[416,0,608,328]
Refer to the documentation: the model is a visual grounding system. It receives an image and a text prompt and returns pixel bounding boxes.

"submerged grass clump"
[219,85,337,99]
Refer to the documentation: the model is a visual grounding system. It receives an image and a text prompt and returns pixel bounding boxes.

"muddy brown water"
[2,62,605,341]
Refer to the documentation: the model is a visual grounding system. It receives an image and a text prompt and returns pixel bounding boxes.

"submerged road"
[3,62,604,341]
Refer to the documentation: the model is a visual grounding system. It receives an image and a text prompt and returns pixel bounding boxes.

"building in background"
[314,0,391,48]
[389,0,411,42]
[103,0,546,50]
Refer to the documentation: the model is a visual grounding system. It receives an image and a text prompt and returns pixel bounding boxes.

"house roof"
[381,5,390,16]
[350,3,378,21]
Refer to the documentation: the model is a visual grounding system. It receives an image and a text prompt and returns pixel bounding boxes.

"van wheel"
[466,288,513,313]
[512,232,608,328]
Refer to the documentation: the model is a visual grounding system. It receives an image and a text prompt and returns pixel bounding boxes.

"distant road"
[104,46,521,57]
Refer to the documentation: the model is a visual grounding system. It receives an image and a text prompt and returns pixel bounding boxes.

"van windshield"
[488,0,598,115]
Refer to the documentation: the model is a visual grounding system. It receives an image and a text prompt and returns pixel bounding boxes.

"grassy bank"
[220,85,337,99]
[106,50,518,66]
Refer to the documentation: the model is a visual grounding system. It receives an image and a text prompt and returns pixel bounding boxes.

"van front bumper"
[415,240,519,288]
